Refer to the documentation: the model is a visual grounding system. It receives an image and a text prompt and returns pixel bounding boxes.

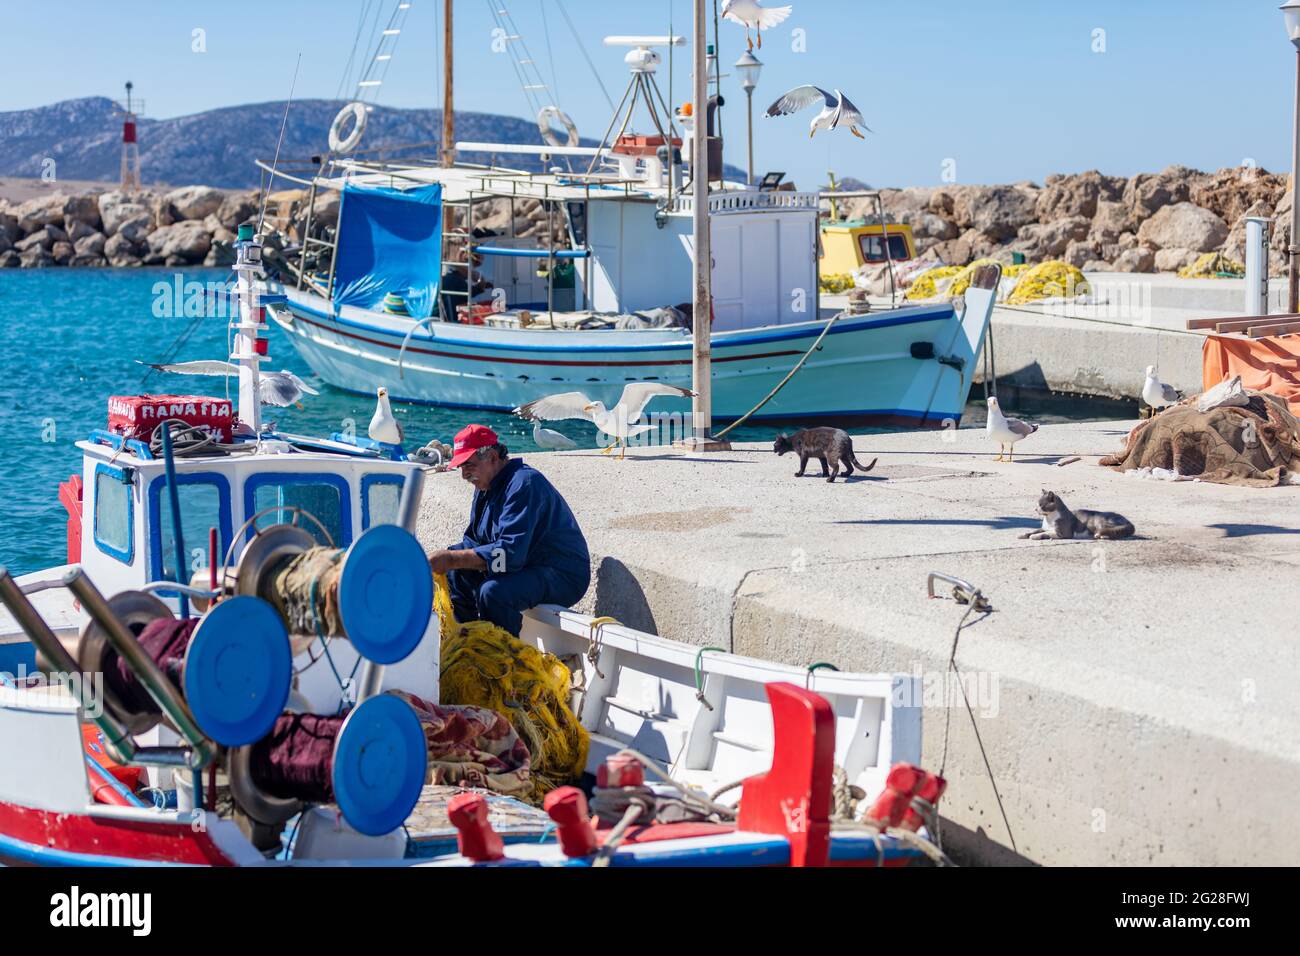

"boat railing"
[671,190,820,216]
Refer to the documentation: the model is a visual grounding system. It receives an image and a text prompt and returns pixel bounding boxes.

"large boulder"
[1223,199,1275,263]
[1089,199,1130,244]
[1136,202,1229,252]
[1111,247,1156,273]
[216,190,259,230]
[1063,239,1096,269]
[1189,166,1288,227]
[50,241,75,266]
[74,232,106,258]
[165,185,225,222]
[15,228,55,252]
[1122,165,1204,225]
[61,194,103,231]
[104,233,144,267]
[1153,247,1197,272]
[306,189,341,227]
[961,186,1037,240]
[1035,170,1125,221]
[15,194,67,233]
[64,218,97,243]
[0,250,20,268]
[1011,215,1091,259]
[146,220,211,263]
[99,191,154,238]
[18,246,54,268]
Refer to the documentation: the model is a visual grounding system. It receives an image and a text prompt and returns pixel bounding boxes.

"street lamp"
[735,50,763,185]
[1283,1,1300,311]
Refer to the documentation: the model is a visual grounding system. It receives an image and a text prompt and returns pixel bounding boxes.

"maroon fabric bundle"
[102,617,199,715]
[249,713,345,803]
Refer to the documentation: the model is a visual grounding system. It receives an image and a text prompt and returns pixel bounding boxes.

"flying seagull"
[766,85,869,139]
[722,0,792,50]
[1142,366,1182,414]
[986,396,1038,462]
[137,360,318,407]
[514,383,696,459]
[369,386,404,444]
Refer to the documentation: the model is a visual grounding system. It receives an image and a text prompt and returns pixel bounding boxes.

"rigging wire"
[554,0,615,112]
[334,0,375,101]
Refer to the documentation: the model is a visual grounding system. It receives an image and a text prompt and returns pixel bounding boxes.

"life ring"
[329,101,368,154]
[537,105,579,149]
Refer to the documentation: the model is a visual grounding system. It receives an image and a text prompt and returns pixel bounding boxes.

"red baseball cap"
[449,423,500,468]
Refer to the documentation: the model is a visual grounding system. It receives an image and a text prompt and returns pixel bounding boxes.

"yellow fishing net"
[904,265,963,300]
[1177,252,1245,279]
[1006,261,1090,304]
[432,573,588,803]
[819,272,854,293]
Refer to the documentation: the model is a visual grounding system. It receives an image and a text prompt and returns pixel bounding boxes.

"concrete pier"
[416,421,1300,866]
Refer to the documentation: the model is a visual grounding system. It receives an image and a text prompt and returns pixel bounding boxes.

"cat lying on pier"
[1019,489,1136,540]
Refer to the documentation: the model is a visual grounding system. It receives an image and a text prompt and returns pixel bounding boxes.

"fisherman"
[427,424,591,636]
[439,250,494,322]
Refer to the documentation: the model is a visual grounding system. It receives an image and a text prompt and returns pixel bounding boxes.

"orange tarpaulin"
[1202,334,1300,418]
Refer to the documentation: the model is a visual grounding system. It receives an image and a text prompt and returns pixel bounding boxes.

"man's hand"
[428,548,487,575]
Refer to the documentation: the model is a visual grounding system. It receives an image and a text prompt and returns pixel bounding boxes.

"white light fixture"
[1284,0,1300,48]
[734,50,763,92]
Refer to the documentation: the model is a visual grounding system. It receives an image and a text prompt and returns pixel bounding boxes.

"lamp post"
[1283,1,1300,312]
[735,50,763,185]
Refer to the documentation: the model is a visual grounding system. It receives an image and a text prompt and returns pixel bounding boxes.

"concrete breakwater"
[415,426,1300,865]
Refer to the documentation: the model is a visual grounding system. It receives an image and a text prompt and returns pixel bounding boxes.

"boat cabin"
[820,220,917,275]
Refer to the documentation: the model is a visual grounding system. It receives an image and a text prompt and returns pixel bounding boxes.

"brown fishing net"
[269,547,346,638]
[1100,392,1300,487]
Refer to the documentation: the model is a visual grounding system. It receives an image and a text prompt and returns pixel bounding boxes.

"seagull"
[137,360,318,407]
[766,85,869,139]
[514,383,696,459]
[986,396,1038,462]
[531,420,578,451]
[722,0,792,50]
[1142,366,1182,414]
[368,387,404,444]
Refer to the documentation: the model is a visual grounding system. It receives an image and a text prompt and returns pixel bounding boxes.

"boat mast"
[685,0,727,450]
[442,0,454,166]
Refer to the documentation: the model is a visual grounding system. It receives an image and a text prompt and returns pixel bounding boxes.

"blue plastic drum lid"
[337,525,433,665]
[183,596,292,747]
[332,694,428,836]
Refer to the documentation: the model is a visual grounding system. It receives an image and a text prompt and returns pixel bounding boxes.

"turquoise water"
[0,268,784,576]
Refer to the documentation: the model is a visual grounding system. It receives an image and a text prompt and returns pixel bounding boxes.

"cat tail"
[851,454,878,472]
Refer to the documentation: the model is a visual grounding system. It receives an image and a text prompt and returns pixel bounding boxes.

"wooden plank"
[1185,313,1298,331]
[1204,316,1300,334]
[1248,321,1300,338]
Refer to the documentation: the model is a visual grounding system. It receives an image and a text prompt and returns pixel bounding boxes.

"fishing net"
[1177,252,1245,279]
[904,265,964,300]
[1005,261,1090,304]
[1099,391,1300,486]
[433,573,588,803]
[819,272,855,294]
[269,547,346,639]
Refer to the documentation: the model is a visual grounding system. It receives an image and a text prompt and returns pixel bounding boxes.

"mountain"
[0,97,744,188]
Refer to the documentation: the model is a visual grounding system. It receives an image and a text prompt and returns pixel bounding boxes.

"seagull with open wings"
[766,85,870,139]
[514,382,696,459]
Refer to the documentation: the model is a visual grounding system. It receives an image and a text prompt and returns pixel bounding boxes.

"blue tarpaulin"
[333,182,442,319]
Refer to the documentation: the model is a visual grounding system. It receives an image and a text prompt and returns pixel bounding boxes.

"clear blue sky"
[3,1,1297,189]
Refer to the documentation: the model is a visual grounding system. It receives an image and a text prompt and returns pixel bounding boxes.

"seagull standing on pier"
[1142,366,1182,414]
[765,85,870,139]
[369,387,404,444]
[722,0,793,50]
[137,360,318,407]
[530,420,578,451]
[986,396,1038,462]
[514,383,696,459]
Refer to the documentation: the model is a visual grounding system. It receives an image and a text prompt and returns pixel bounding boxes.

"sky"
[2,0,1298,190]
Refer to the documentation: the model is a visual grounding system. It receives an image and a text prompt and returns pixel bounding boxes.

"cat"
[773,427,878,483]
[1019,489,1135,540]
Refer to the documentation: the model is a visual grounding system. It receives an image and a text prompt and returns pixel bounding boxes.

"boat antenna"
[257,53,302,236]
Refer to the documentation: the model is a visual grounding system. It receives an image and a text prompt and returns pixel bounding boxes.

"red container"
[108,394,234,444]
[455,303,496,325]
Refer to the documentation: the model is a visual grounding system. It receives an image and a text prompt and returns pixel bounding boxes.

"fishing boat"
[259,12,998,431]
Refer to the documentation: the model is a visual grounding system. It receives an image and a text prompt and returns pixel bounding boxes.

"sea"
[0,267,1134,577]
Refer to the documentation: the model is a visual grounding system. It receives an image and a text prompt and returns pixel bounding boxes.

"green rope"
[693,646,726,711]
[805,661,839,688]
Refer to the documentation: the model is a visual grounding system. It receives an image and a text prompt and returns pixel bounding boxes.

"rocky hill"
[845,165,1292,277]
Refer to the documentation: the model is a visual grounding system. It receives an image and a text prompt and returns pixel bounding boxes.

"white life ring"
[329,101,368,154]
[537,106,579,149]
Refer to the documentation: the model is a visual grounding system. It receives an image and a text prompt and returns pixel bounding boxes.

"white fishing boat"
[260,15,998,431]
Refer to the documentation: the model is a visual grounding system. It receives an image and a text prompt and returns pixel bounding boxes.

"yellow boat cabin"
[820,221,917,274]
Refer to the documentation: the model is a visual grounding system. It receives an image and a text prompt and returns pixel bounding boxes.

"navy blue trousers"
[447,565,589,636]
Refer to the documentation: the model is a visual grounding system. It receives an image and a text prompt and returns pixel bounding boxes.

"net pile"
[433,573,588,803]
[1177,252,1245,279]
[903,265,964,300]
[819,272,854,294]
[1005,261,1089,304]
[269,547,346,639]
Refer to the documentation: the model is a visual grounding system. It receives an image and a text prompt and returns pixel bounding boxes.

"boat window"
[859,233,911,263]
[361,474,404,530]
[93,465,134,563]
[149,475,232,587]
[246,474,352,548]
